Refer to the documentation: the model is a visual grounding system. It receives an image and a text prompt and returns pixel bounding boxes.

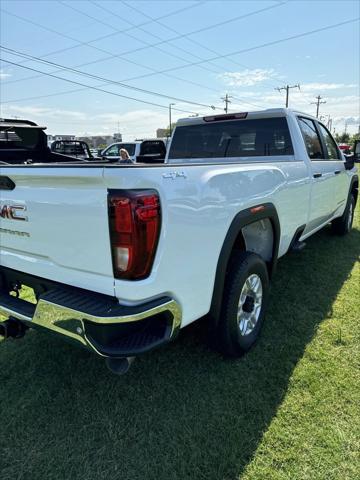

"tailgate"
[0,167,115,296]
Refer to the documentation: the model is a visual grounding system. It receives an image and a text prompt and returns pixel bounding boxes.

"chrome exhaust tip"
[0,318,27,342]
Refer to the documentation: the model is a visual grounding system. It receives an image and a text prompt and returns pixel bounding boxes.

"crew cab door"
[316,122,348,216]
[297,116,337,234]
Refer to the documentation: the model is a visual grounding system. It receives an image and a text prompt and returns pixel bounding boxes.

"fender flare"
[208,203,280,326]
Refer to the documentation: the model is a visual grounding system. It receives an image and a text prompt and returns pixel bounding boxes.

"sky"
[0,0,359,140]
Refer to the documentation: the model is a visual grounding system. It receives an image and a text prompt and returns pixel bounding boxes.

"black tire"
[332,193,355,235]
[215,251,270,357]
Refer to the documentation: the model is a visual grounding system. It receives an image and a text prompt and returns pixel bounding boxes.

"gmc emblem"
[0,204,28,221]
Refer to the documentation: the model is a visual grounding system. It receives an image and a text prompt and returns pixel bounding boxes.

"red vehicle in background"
[339,143,352,155]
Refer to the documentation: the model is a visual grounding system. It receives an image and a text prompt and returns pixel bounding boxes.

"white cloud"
[0,69,11,80]
[332,116,359,126]
[0,106,173,140]
[3,105,88,120]
[218,68,277,87]
[301,83,358,91]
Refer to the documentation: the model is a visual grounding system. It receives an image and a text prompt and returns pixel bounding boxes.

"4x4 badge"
[162,171,187,180]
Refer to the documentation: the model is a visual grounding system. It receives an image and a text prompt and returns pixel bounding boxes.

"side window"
[317,123,341,160]
[297,117,323,160]
[104,145,119,156]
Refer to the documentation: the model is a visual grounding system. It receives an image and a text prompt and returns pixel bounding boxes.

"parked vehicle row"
[0,110,358,375]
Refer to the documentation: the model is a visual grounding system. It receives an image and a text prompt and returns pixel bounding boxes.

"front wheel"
[215,251,270,357]
[332,193,355,235]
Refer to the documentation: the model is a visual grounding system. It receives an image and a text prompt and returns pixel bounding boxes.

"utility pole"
[275,84,300,108]
[169,103,175,136]
[328,117,332,131]
[221,93,232,113]
[310,95,326,118]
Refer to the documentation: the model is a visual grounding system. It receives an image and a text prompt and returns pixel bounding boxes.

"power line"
[73,1,288,61]
[0,8,265,110]
[1,2,286,87]
[120,18,358,80]
[60,0,220,76]
[4,18,354,111]
[1,0,286,111]
[275,84,300,107]
[0,46,218,110]
[0,59,201,115]
[120,0,288,88]
[310,95,326,118]
[0,1,203,69]
[1,79,266,110]
[0,4,287,111]
[119,1,291,108]
[0,3,210,90]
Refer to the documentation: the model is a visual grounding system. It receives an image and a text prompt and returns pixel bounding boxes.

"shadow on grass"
[1,223,359,480]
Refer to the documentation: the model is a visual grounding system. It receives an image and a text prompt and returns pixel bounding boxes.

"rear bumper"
[0,279,181,358]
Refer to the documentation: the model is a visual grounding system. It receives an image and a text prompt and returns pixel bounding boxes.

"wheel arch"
[208,203,280,327]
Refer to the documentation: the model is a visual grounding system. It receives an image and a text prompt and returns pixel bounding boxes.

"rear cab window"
[168,116,294,162]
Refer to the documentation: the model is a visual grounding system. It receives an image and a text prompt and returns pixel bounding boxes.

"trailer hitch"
[0,318,28,342]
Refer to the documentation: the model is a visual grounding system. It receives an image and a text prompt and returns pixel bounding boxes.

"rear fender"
[209,203,280,327]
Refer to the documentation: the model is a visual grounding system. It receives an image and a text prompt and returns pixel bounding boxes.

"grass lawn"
[1,206,359,480]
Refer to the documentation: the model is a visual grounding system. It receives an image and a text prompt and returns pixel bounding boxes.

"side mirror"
[354,140,360,163]
[344,157,355,170]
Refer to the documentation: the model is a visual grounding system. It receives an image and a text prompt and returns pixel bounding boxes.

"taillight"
[108,190,161,280]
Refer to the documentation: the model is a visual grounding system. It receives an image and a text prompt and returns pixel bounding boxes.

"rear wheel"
[215,251,270,357]
[332,193,355,235]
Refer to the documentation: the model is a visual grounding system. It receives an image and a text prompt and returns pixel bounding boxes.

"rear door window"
[168,117,293,160]
[317,123,341,160]
[297,117,323,160]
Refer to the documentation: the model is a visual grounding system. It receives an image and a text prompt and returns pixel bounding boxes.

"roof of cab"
[175,108,317,127]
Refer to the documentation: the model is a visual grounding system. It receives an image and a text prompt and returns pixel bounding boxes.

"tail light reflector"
[108,190,161,280]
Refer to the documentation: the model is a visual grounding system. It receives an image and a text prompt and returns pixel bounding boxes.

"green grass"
[1,207,359,480]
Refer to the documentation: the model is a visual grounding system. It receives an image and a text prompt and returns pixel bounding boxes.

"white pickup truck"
[101,138,168,163]
[0,110,358,374]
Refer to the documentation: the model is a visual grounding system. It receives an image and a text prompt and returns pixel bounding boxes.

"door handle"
[334,170,341,175]
[313,173,322,178]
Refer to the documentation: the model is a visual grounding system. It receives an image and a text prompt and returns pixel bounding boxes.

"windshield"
[168,117,293,160]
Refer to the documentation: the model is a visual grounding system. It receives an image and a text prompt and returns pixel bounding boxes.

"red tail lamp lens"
[108,190,161,280]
